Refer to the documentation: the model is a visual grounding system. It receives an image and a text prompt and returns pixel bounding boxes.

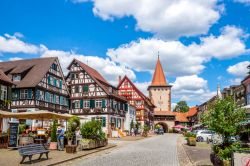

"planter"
[210,153,230,166]
[80,139,108,150]
[187,137,196,146]
[49,142,57,150]
[19,136,34,146]
[65,145,77,153]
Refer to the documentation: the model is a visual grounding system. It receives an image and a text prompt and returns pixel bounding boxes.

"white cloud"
[9,57,23,61]
[134,81,151,96]
[229,78,242,85]
[0,33,39,54]
[227,61,250,77]
[172,75,216,102]
[40,46,136,85]
[78,0,222,39]
[108,26,248,77]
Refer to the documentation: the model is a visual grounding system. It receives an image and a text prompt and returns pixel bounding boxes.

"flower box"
[80,139,108,150]
[187,137,196,146]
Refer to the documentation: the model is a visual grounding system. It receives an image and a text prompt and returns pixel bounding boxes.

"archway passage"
[156,122,168,133]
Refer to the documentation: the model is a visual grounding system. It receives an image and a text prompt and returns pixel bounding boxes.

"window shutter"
[27,89,32,99]
[54,79,57,87]
[80,100,83,108]
[111,100,113,108]
[47,75,51,85]
[7,87,11,100]
[17,90,20,100]
[102,99,106,108]
[36,90,40,100]
[72,102,75,109]
[102,117,106,127]
[125,103,128,112]
[59,80,62,89]
[83,85,89,92]
[90,99,95,108]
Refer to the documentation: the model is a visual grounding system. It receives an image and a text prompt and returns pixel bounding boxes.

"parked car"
[196,130,215,142]
[155,128,164,135]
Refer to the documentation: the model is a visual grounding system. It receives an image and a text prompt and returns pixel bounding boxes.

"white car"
[196,130,215,142]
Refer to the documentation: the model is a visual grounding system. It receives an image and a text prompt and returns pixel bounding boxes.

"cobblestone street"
[67,134,180,166]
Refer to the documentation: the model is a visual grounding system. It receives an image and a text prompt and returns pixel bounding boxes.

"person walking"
[75,127,82,146]
[57,125,65,151]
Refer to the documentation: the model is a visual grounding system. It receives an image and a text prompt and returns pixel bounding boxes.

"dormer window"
[51,63,58,71]
[13,74,21,81]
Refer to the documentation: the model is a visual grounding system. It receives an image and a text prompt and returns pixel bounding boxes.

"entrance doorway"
[156,122,168,133]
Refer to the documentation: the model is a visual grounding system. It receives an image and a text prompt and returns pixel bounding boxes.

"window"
[83,85,89,93]
[55,95,59,104]
[13,75,21,81]
[51,63,58,71]
[0,85,7,100]
[20,89,28,99]
[247,93,250,105]
[84,100,90,108]
[71,73,79,79]
[95,100,102,108]
[40,91,44,101]
[74,100,80,109]
[12,89,19,100]
[75,85,79,93]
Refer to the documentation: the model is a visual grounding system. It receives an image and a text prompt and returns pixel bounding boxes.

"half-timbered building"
[66,59,127,136]
[0,69,13,133]
[0,57,69,129]
[117,76,155,129]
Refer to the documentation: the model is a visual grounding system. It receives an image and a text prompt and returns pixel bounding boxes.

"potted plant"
[66,116,80,145]
[65,130,73,145]
[185,132,196,146]
[142,125,150,137]
[49,120,58,150]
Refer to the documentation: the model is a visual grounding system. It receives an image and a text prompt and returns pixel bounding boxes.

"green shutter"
[17,90,20,100]
[27,89,32,99]
[7,87,11,100]
[90,99,95,108]
[125,103,128,111]
[36,90,40,100]
[102,99,106,108]
[111,100,113,108]
[59,80,62,89]
[102,117,106,127]
[80,100,83,108]
[54,79,57,87]
[48,75,51,85]
[83,85,89,92]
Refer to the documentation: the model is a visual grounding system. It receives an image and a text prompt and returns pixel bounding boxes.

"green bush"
[19,124,27,134]
[168,128,173,133]
[66,115,80,141]
[187,137,196,146]
[142,125,150,137]
[185,132,196,138]
[80,120,106,140]
[51,120,58,142]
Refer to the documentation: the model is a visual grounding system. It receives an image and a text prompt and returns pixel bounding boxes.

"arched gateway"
[156,122,168,133]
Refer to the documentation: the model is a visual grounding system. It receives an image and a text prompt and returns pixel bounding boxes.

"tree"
[202,97,247,160]
[51,120,58,142]
[173,101,189,113]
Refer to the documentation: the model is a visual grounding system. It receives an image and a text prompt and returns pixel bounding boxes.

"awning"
[0,110,74,120]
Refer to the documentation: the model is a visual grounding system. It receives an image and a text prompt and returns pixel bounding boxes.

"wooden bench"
[18,144,50,164]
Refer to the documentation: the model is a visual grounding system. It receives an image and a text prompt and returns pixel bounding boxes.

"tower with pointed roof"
[148,56,172,112]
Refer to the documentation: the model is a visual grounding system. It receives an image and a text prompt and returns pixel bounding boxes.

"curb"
[47,144,117,166]
[177,136,194,166]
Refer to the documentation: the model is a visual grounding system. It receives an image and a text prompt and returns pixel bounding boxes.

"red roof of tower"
[151,56,167,86]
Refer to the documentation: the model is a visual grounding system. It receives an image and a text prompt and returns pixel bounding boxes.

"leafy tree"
[202,97,247,160]
[51,120,58,142]
[173,101,189,113]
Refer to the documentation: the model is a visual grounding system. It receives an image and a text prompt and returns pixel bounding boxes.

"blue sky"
[0,0,250,107]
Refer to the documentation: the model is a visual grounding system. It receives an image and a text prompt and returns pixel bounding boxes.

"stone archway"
[156,122,168,133]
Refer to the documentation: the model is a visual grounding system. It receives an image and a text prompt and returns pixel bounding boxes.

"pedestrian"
[75,127,82,146]
[57,125,65,151]
[131,128,135,136]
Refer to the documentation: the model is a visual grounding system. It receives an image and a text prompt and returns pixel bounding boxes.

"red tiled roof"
[187,106,198,117]
[150,57,167,86]
[174,112,189,122]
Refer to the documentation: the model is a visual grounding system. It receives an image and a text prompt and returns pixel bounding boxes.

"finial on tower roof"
[158,51,160,59]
